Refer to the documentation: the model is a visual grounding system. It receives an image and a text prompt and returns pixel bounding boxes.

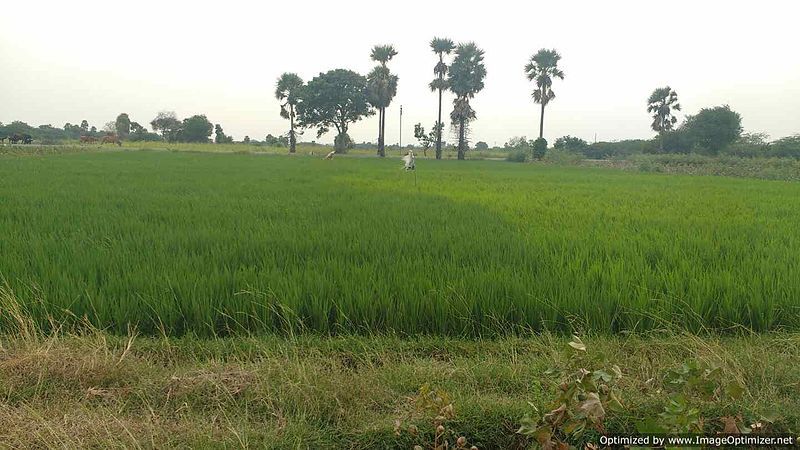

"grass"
[1,327,798,448]
[2,148,800,335]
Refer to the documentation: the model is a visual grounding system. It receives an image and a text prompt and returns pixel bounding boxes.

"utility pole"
[399,105,403,149]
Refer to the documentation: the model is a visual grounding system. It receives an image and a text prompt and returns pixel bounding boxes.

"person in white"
[402,150,415,170]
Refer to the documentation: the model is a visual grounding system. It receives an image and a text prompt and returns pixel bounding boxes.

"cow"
[80,135,98,144]
[0,136,6,144]
[101,135,122,146]
[21,134,33,144]
[8,133,23,144]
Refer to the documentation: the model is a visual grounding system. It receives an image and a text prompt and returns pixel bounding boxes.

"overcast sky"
[1,0,798,146]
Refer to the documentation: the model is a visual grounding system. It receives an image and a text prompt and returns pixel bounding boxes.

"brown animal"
[101,135,122,146]
[80,135,98,144]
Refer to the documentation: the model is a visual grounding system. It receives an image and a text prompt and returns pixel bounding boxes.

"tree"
[429,37,455,160]
[214,124,233,143]
[265,134,288,147]
[243,136,250,144]
[525,49,565,139]
[682,105,742,154]
[297,69,374,153]
[115,113,131,139]
[80,120,89,133]
[553,135,588,152]
[150,111,182,142]
[102,121,117,134]
[181,115,213,143]
[448,42,486,160]
[475,141,489,151]
[90,126,97,134]
[414,123,440,157]
[275,73,304,153]
[647,87,681,141]
[366,45,399,157]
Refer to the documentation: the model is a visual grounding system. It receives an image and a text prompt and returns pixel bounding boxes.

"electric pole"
[399,105,403,149]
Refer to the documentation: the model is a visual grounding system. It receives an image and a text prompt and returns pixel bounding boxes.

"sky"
[1,0,799,146]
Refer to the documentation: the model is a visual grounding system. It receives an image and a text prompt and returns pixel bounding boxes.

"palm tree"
[647,86,681,134]
[429,37,455,160]
[525,49,565,139]
[367,45,398,157]
[647,86,681,151]
[448,42,486,160]
[274,73,304,153]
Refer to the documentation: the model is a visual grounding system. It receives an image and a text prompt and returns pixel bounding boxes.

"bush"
[531,138,547,160]
[553,135,588,152]
[583,139,655,159]
[506,149,528,163]
[767,135,800,158]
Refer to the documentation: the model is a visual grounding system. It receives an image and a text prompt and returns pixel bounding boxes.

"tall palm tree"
[429,37,455,160]
[647,86,681,151]
[448,42,486,160]
[274,73,304,153]
[525,49,564,139]
[367,45,398,157]
[647,86,681,134]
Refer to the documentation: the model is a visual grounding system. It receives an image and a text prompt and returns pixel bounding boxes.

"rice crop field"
[2,149,800,336]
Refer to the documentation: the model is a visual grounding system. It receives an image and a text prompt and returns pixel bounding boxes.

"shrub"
[531,138,547,160]
[767,134,800,158]
[506,149,528,163]
[553,135,588,152]
[583,139,654,159]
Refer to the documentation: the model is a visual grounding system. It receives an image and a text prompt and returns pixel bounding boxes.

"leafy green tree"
[553,135,588,152]
[647,87,681,136]
[275,73,304,153]
[429,37,455,160]
[150,111,182,142]
[682,105,742,154]
[448,42,486,160]
[265,134,288,147]
[115,113,131,138]
[180,115,213,143]
[475,141,489,151]
[525,49,565,139]
[297,69,374,153]
[367,45,399,157]
[243,136,250,144]
[214,124,233,143]
[80,120,89,133]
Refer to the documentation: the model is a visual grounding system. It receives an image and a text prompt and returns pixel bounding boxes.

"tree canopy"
[448,42,486,160]
[297,69,374,153]
[525,48,565,139]
[647,87,681,134]
[275,72,304,153]
[180,115,213,143]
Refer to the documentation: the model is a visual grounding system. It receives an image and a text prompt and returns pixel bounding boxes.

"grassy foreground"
[0,330,798,448]
[3,150,800,335]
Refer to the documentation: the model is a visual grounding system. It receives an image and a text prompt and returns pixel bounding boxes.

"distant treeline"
[0,112,295,147]
[503,105,800,160]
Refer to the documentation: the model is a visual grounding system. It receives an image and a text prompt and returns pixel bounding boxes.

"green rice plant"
[2,150,800,335]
